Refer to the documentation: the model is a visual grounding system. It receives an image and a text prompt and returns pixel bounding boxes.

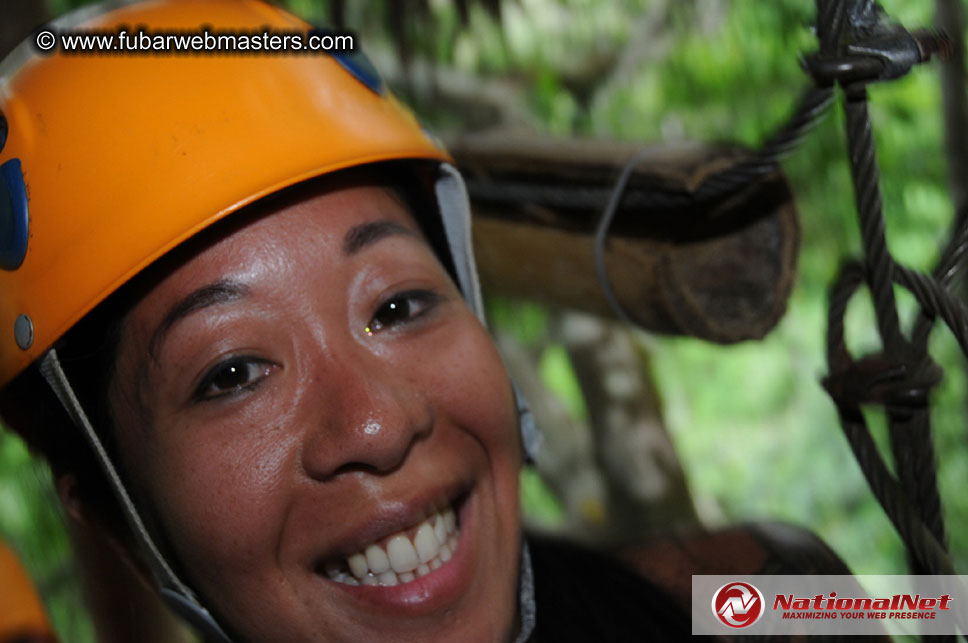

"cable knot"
[822,346,942,418]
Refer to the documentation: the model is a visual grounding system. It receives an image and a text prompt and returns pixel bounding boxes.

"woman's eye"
[366,290,440,334]
[195,357,274,400]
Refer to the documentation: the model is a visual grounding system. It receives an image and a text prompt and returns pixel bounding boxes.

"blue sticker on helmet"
[333,50,383,94]
[311,28,384,95]
[0,112,7,154]
[0,159,29,271]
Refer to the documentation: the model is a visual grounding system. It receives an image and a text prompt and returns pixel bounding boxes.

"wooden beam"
[451,134,799,343]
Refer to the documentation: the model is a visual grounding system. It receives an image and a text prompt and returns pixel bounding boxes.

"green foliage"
[607,1,961,575]
[519,465,566,526]
[3,1,967,640]
[0,432,94,643]
[486,297,550,345]
[436,0,966,577]
[538,344,589,422]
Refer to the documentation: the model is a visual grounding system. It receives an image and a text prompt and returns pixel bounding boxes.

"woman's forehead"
[214,183,422,254]
[121,182,431,336]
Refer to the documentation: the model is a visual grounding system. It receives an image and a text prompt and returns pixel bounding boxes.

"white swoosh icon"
[718,585,759,626]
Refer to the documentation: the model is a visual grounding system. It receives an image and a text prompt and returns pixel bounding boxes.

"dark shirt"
[527,536,691,641]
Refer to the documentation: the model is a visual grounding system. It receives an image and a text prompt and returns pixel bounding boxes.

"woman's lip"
[314,489,477,614]
[307,480,470,568]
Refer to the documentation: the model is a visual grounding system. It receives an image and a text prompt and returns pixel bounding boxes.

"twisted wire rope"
[813,0,967,583]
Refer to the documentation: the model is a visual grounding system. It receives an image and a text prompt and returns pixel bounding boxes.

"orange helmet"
[0,0,485,389]
[0,541,54,641]
[0,1,493,639]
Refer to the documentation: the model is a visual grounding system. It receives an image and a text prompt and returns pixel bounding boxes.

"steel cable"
[812,0,965,584]
[825,263,956,577]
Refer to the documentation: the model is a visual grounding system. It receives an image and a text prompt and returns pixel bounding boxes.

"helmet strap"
[39,349,233,642]
[512,382,541,463]
[435,164,486,321]
[514,541,537,643]
[434,164,541,463]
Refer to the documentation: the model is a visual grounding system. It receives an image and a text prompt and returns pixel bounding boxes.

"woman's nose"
[299,356,433,480]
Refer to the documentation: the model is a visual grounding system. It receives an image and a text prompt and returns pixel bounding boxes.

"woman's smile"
[316,503,461,588]
[308,487,480,614]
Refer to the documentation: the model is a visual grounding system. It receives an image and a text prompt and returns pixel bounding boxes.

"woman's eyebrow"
[149,280,251,359]
[343,220,420,256]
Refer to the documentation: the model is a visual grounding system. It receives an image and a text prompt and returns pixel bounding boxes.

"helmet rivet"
[14,314,33,350]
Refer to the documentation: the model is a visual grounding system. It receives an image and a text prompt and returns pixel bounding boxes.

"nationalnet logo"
[712,581,765,628]
[772,591,951,621]
[694,575,968,636]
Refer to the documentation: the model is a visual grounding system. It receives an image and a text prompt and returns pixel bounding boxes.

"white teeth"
[324,562,341,580]
[434,515,448,545]
[414,522,439,563]
[321,504,460,588]
[377,570,399,586]
[348,553,368,579]
[365,545,391,575]
[387,535,419,573]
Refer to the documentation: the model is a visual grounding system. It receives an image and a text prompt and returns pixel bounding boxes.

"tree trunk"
[559,312,698,540]
[493,308,698,543]
[936,0,968,218]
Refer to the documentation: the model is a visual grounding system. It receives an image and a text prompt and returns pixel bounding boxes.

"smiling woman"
[0,1,698,641]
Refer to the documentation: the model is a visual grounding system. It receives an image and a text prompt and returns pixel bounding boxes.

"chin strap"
[39,349,234,643]
[435,164,542,463]
[514,541,537,643]
[512,382,541,463]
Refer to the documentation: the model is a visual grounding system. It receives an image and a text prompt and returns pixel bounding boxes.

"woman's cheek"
[428,319,521,460]
[147,411,301,568]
